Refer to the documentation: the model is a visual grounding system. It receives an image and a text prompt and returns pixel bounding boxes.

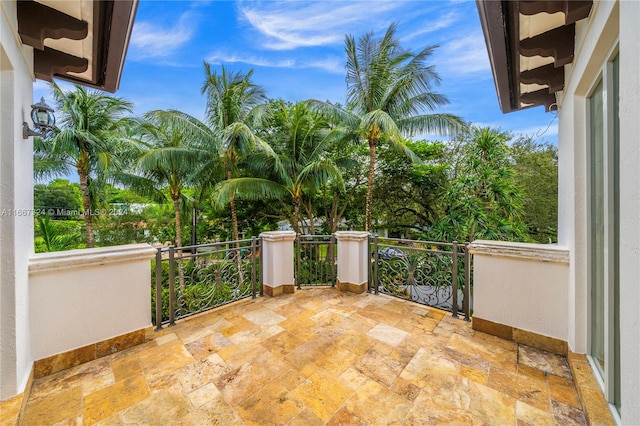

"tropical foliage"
[34,178,82,218]
[118,109,217,247]
[511,137,558,243]
[201,63,271,243]
[429,127,529,243]
[216,101,343,233]
[33,24,558,253]
[310,23,464,231]
[35,216,82,252]
[36,82,133,247]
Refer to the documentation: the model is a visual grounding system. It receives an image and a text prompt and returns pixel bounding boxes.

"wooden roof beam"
[17,0,88,50]
[33,47,88,82]
[521,64,565,93]
[520,88,557,112]
[519,1,593,25]
[520,25,575,68]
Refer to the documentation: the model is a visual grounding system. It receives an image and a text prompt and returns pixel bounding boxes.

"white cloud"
[302,57,344,74]
[206,51,295,68]
[467,120,559,141]
[130,11,195,59]
[437,33,491,76]
[206,51,344,74]
[402,11,459,42]
[238,0,402,50]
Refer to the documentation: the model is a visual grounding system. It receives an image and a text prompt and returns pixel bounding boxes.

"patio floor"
[17,288,587,425]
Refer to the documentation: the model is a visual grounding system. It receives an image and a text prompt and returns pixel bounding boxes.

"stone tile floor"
[10,288,587,425]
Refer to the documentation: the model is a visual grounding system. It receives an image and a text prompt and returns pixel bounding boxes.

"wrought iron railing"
[295,234,336,288]
[370,236,471,320]
[152,238,261,329]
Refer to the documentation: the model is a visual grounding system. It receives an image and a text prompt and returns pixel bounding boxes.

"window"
[587,53,620,414]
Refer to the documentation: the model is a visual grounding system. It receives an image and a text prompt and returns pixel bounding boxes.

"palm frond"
[396,113,466,137]
[297,159,344,192]
[111,172,168,204]
[213,178,289,208]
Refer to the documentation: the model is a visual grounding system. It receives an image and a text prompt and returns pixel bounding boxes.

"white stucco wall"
[0,1,35,400]
[558,0,619,356]
[29,244,156,360]
[470,241,569,341]
[618,1,640,423]
[556,1,639,422]
[260,231,295,289]
[335,231,369,285]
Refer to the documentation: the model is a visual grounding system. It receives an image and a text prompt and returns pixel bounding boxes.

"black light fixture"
[23,97,55,139]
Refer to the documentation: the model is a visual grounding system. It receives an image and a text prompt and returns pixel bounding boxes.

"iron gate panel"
[295,234,336,287]
[153,237,261,328]
[370,236,471,320]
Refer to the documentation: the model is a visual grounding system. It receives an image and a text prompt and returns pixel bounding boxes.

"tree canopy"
[32,24,559,251]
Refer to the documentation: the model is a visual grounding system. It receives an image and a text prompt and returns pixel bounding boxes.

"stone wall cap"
[335,231,370,241]
[259,231,297,242]
[29,243,157,274]
[469,240,569,264]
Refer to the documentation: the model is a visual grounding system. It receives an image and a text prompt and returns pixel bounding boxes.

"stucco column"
[335,231,370,294]
[259,231,296,296]
[1,7,36,399]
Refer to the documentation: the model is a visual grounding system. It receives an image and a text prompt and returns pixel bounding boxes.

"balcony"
[0,234,615,425]
[4,288,589,425]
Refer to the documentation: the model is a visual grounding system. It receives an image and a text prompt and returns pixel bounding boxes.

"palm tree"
[36,216,82,252]
[39,82,133,247]
[120,110,219,248]
[311,23,464,231]
[215,102,344,233]
[201,63,272,242]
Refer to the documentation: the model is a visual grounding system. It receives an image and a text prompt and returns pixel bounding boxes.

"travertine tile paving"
[17,288,587,425]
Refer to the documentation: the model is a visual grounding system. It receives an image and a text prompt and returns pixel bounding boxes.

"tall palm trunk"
[302,200,316,235]
[293,194,302,234]
[365,139,377,232]
[227,168,244,286]
[77,158,94,248]
[172,196,182,247]
[227,168,240,243]
[171,191,186,291]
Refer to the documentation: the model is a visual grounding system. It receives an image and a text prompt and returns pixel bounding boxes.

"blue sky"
[34,0,558,144]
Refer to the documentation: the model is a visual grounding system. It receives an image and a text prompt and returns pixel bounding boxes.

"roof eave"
[476,0,514,113]
[476,0,592,114]
[18,0,138,93]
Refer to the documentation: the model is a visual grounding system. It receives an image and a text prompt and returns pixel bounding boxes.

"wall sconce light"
[23,97,55,139]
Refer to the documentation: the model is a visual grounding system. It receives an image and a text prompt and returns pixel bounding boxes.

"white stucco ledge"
[469,240,569,264]
[260,231,297,242]
[29,243,157,274]
[335,231,370,242]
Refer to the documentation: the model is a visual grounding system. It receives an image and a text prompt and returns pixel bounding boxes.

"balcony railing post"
[463,243,471,321]
[168,245,176,327]
[374,235,379,295]
[251,236,257,299]
[296,234,302,289]
[367,235,371,292]
[155,248,163,330]
[330,235,335,287]
[259,238,264,296]
[452,241,459,319]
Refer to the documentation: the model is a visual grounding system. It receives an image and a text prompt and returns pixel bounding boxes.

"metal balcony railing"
[295,234,336,288]
[152,238,262,329]
[370,236,471,320]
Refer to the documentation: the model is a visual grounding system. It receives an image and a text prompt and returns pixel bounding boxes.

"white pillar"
[259,231,296,297]
[335,231,370,294]
[619,1,640,422]
[1,3,35,400]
